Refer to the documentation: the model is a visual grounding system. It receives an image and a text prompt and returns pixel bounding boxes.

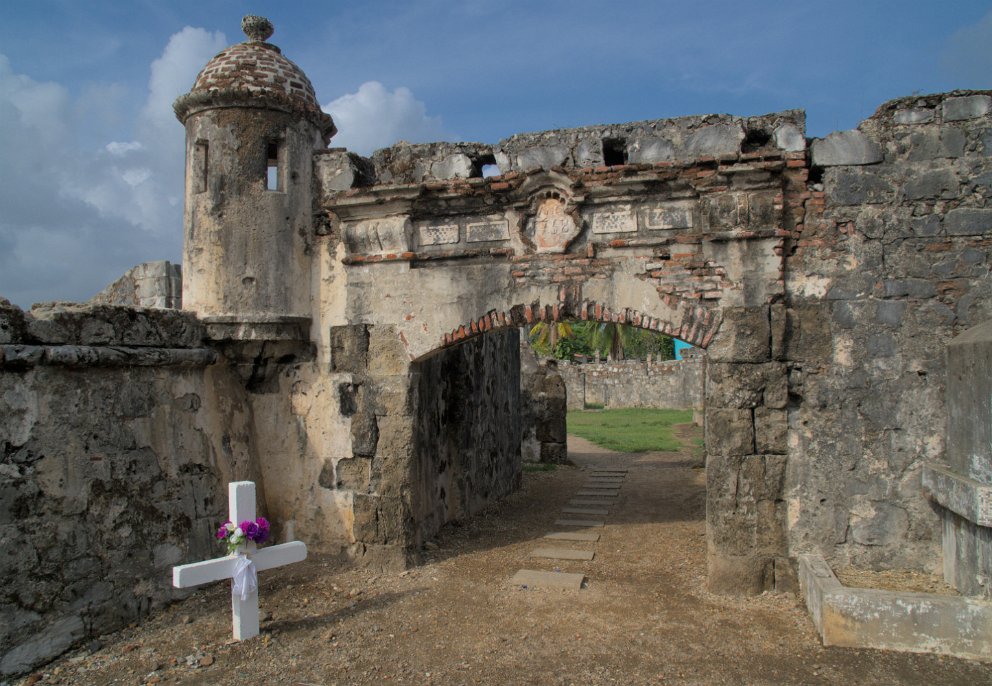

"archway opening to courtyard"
[403,308,707,556]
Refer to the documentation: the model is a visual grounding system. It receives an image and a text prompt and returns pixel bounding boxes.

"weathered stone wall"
[316,105,806,596]
[519,340,567,464]
[410,329,522,544]
[89,261,182,309]
[0,301,260,677]
[785,91,992,573]
[559,354,704,410]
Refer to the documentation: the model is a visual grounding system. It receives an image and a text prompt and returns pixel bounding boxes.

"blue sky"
[1,1,990,307]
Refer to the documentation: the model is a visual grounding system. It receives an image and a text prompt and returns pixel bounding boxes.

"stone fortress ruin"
[3,14,992,675]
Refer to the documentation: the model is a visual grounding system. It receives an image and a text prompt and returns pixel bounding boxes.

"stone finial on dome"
[242,15,274,43]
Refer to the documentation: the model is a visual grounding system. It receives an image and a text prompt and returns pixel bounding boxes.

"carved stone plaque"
[418,223,459,246]
[466,220,510,243]
[531,195,580,253]
[639,201,695,231]
[590,207,636,234]
[344,217,412,255]
[704,191,778,230]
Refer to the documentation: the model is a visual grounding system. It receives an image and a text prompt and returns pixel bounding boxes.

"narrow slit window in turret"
[266,141,281,191]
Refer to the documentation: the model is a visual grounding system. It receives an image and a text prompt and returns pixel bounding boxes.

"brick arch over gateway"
[433,298,720,354]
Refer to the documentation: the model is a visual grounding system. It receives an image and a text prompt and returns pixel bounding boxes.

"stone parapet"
[2,302,206,348]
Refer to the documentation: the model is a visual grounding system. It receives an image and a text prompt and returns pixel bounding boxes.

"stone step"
[570,499,615,507]
[510,569,586,590]
[587,476,625,481]
[590,468,628,473]
[562,507,610,516]
[554,518,605,527]
[583,484,622,490]
[576,490,618,498]
[544,531,601,542]
[530,547,595,561]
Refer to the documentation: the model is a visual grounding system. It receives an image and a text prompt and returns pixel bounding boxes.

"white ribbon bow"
[232,554,258,601]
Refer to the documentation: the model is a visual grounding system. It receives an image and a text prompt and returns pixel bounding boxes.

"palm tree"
[528,320,574,357]
[592,322,633,360]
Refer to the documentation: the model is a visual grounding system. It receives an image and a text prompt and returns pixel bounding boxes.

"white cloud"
[940,11,992,86]
[0,27,227,308]
[105,141,143,156]
[323,81,451,155]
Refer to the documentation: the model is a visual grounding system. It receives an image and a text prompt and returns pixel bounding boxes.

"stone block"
[706,551,773,595]
[782,304,832,363]
[627,136,675,163]
[682,124,744,159]
[367,325,410,376]
[881,278,936,298]
[328,324,369,373]
[706,307,770,363]
[706,362,788,410]
[705,408,754,456]
[826,168,894,205]
[811,130,883,166]
[431,154,473,180]
[335,456,372,492]
[906,127,966,161]
[942,94,992,122]
[902,168,958,200]
[944,208,992,236]
[573,139,604,167]
[773,124,805,152]
[893,108,934,125]
[514,145,569,171]
[911,215,941,236]
[350,410,379,458]
[510,569,585,590]
[754,407,787,454]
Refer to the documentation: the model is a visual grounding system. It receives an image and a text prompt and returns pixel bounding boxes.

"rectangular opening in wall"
[266,141,280,191]
[602,138,627,167]
[194,140,208,193]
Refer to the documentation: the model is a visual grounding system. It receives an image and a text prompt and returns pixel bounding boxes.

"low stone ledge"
[799,554,992,660]
[201,315,311,342]
[922,462,992,527]
[0,344,217,368]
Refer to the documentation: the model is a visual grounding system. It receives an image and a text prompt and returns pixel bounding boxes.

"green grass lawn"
[566,408,694,453]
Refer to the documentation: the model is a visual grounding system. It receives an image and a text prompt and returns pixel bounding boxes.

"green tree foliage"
[528,320,674,361]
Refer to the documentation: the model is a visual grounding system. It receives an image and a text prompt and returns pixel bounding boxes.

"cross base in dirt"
[172,481,307,640]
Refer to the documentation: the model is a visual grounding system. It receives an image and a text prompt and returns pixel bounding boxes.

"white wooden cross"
[172,481,307,640]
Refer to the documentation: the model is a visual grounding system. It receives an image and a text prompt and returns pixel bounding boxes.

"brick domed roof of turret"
[174,16,335,139]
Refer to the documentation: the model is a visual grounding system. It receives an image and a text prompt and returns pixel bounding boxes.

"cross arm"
[253,541,307,572]
[173,556,238,588]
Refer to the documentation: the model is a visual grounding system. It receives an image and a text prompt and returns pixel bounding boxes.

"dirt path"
[21,427,992,685]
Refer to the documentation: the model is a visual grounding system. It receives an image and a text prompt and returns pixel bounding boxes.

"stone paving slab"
[562,507,610,516]
[554,518,605,527]
[531,547,596,561]
[510,569,586,590]
[544,531,601,542]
